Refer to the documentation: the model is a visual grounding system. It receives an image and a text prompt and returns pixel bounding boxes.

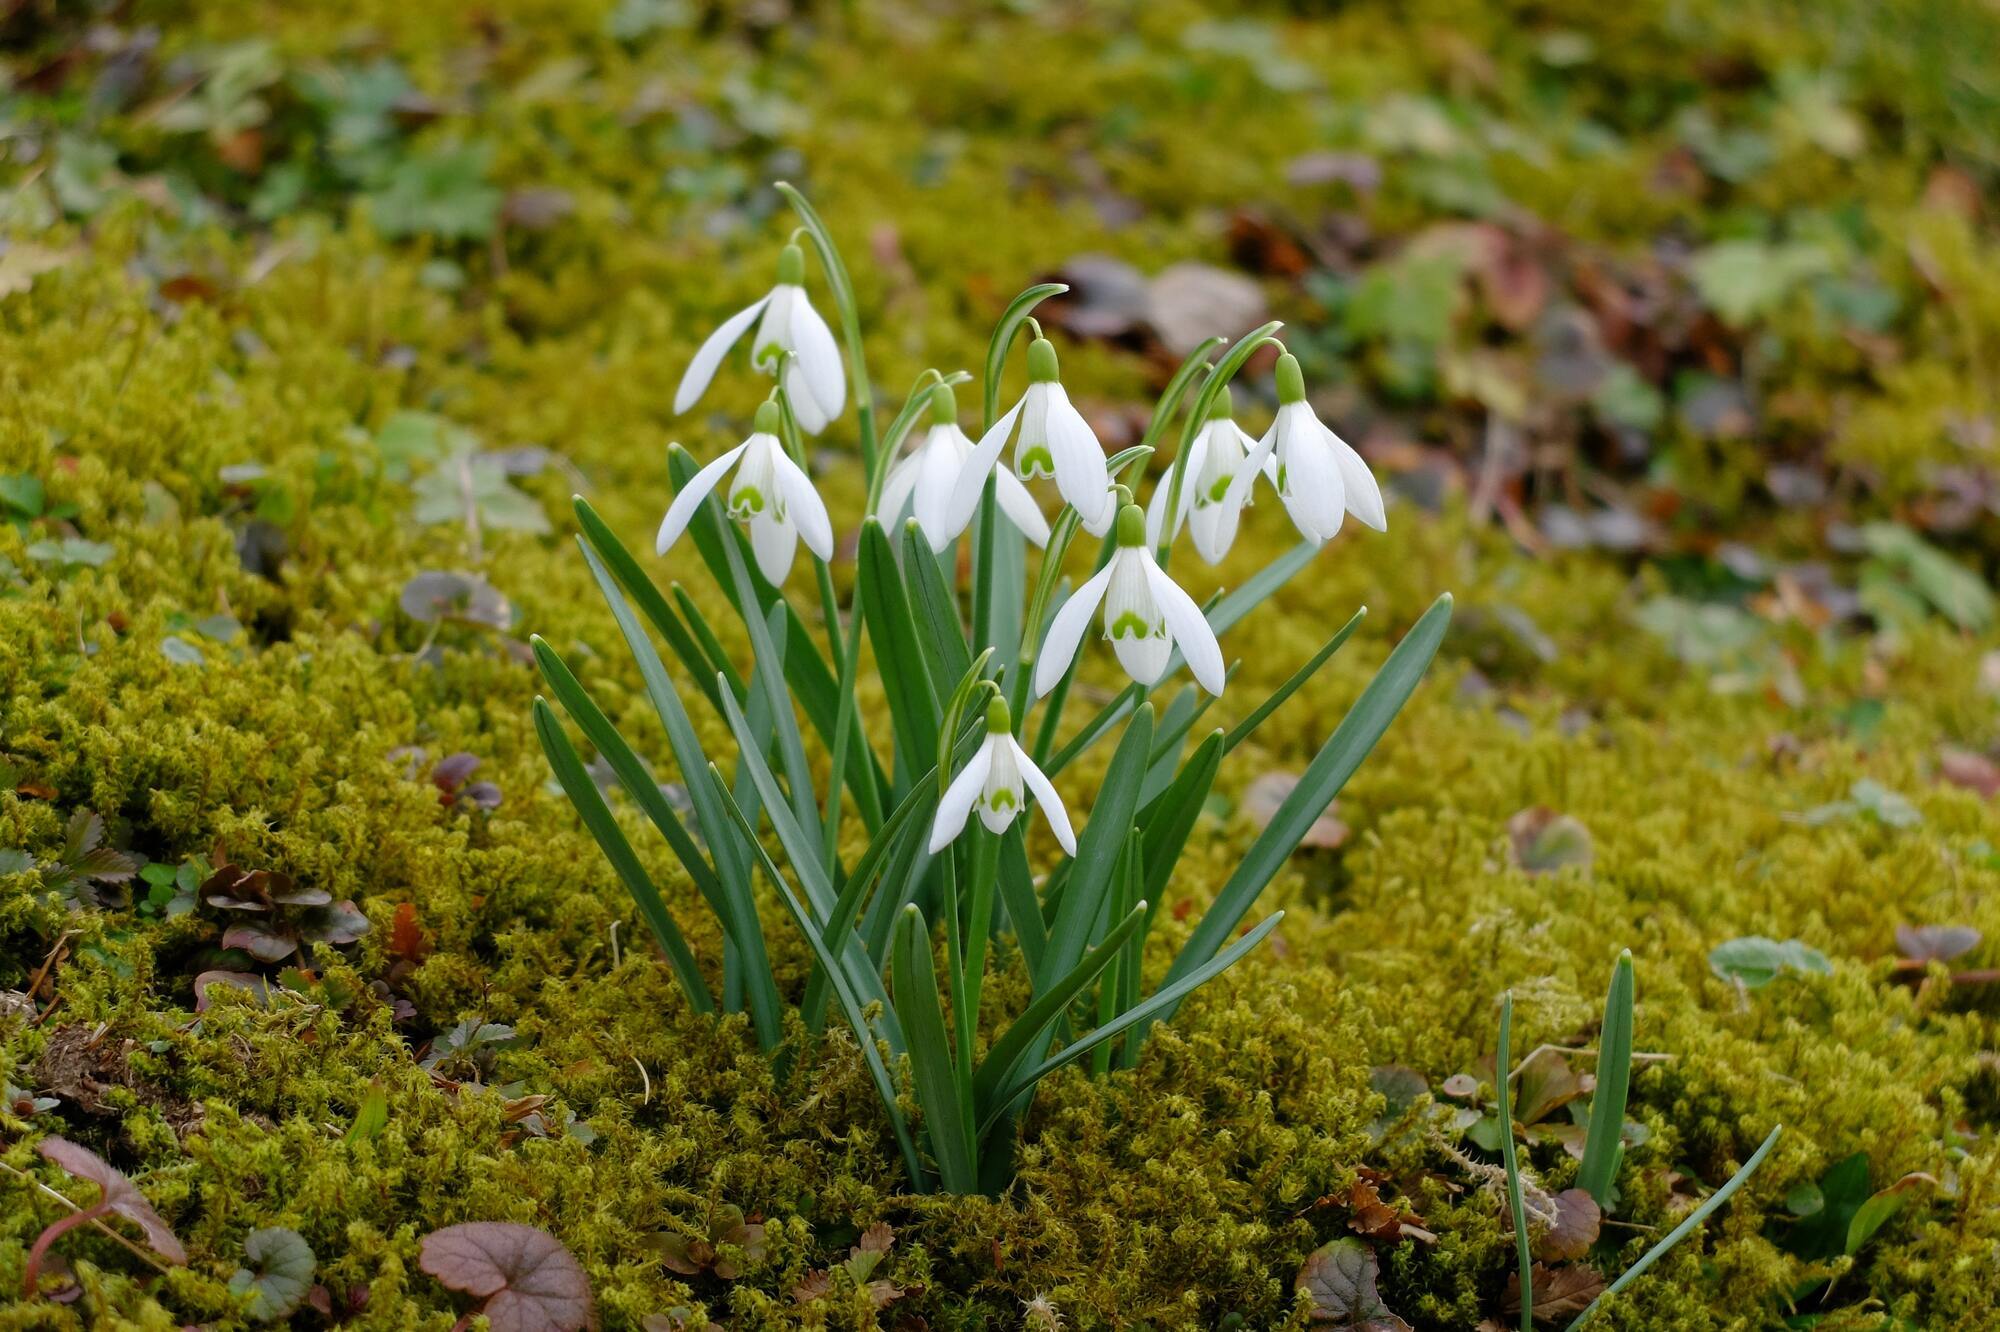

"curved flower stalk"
[879,381,1049,553]
[1033,503,1225,697]
[673,243,846,434]
[1227,352,1386,544]
[1145,385,1274,564]
[929,697,1075,854]
[655,400,834,584]
[974,335,1116,535]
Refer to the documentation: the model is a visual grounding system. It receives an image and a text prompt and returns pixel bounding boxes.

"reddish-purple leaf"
[37,1137,187,1264]
[419,1223,595,1332]
[1297,1238,1413,1330]
[1534,1189,1602,1262]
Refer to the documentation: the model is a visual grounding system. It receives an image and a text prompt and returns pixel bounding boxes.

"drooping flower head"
[673,243,845,434]
[655,400,834,584]
[995,336,1117,533]
[1227,352,1385,545]
[928,696,1076,854]
[1032,503,1226,697]
[879,380,1050,553]
[1145,385,1274,564]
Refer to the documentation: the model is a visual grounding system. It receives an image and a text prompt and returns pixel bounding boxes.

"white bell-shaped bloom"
[974,336,1116,535]
[928,697,1076,854]
[1144,385,1276,564]
[655,401,834,585]
[1226,352,1385,544]
[1032,503,1226,697]
[879,382,1050,553]
[673,243,845,434]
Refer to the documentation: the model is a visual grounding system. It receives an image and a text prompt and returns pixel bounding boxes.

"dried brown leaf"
[419,1222,595,1332]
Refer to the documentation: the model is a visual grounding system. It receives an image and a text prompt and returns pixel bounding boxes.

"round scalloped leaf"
[229,1226,316,1321]
[420,1222,595,1332]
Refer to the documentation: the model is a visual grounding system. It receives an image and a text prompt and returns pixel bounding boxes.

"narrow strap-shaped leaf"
[574,497,728,713]
[573,540,753,905]
[1567,1124,1783,1330]
[892,904,979,1193]
[670,585,749,700]
[971,900,1148,1110]
[980,911,1283,1131]
[666,447,888,818]
[1092,832,1143,1073]
[994,829,1045,975]
[532,637,780,1047]
[1205,541,1318,637]
[857,518,941,781]
[1138,729,1222,911]
[718,533,819,834]
[1035,706,1153,992]
[1222,607,1367,754]
[1499,993,1533,1332]
[717,681,903,1045]
[900,519,972,692]
[1042,682,1144,778]
[709,765,925,1185]
[1138,335,1225,457]
[1164,593,1452,995]
[533,699,713,1012]
[981,283,1068,429]
[1577,950,1636,1207]
[862,807,934,961]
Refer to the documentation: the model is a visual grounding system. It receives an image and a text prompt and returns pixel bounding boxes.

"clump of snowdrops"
[533,185,1452,1195]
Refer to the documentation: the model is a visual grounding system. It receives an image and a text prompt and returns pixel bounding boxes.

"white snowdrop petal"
[1145,558,1225,695]
[1105,552,1171,686]
[1013,739,1076,856]
[977,739,1023,835]
[944,399,1023,540]
[773,450,834,560]
[655,442,749,554]
[1279,418,1346,541]
[876,455,921,529]
[673,294,771,415]
[929,741,996,853]
[1033,562,1115,697]
[1325,424,1387,531]
[912,427,967,551]
[783,360,830,434]
[1044,387,1112,528]
[993,468,1051,547]
[748,509,797,584]
[788,292,845,420]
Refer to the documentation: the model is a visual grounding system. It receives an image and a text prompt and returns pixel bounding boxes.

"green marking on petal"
[1018,445,1055,477]
[1108,611,1160,640]
[986,789,1018,812]
[727,486,766,518]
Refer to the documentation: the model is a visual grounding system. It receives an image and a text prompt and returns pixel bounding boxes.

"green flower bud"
[776,243,806,287]
[1115,502,1146,547]
[1027,336,1060,384]
[1275,353,1305,405]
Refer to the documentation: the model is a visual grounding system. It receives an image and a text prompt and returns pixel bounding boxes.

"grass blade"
[1221,607,1366,755]
[981,911,1282,1129]
[1578,950,1635,1208]
[1567,1124,1783,1330]
[1498,992,1532,1332]
[533,699,712,1012]
[892,904,979,1193]
[531,635,780,1047]
[971,901,1147,1111]
[709,765,925,1185]
[857,518,941,781]
[1164,592,1451,995]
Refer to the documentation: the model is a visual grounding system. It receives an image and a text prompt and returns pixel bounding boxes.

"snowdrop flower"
[928,697,1075,854]
[973,336,1116,534]
[1226,352,1385,544]
[1032,503,1226,697]
[655,400,834,585]
[879,381,1050,553]
[1144,385,1275,564]
[673,243,845,434]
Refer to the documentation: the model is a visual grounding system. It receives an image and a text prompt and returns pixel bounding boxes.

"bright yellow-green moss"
[2,0,1999,1328]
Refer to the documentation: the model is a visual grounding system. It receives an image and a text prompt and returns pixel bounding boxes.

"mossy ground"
[2,2,1999,1328]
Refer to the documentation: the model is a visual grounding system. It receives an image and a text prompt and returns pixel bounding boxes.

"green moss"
[1,0,1998,1327]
